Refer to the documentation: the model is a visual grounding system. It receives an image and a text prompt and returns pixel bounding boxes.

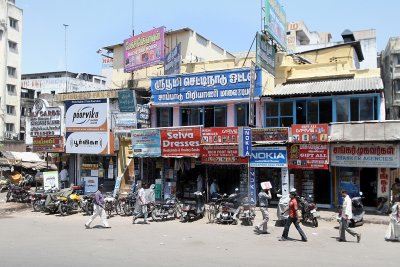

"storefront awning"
[0,151,57,170]
[330,121,400,142]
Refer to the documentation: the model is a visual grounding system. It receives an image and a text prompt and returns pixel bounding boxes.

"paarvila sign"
[65,99,108,132]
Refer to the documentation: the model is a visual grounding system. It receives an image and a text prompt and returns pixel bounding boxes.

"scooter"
[215,189,241,225]
[181,192,205,222]
[239,196,256,226]
[276,193,290,226]
[298,194,319,228]
[337,192,365,227]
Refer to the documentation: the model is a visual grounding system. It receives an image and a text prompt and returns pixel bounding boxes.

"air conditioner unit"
[4,132,12,139]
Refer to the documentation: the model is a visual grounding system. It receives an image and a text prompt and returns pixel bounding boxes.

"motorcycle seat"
[184,200,197,205]
[223,202,234,208]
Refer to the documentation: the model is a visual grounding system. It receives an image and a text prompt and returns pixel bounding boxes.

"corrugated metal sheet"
[268,77,383,96]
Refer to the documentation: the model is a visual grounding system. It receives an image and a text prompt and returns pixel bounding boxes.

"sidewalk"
[0,192,31,214]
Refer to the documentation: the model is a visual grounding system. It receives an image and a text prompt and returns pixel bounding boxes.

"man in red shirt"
[280,191,307,242]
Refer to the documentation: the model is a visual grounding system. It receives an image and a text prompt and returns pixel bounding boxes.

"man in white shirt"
[59,166,69,189]
[339,190,361,243]
[132,183,149,224]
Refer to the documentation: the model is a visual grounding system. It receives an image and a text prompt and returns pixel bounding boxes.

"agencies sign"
[292,124,329,143]
[65,99,108,132]
[131,129,161,157]
[161,127,201,157]
[250,146,288,167]
[288,144,329,170]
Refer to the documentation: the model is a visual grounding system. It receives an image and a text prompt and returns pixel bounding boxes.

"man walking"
[255,183,272,234]
[338,190,361,243]
[85,184,110,229]
[280,190,307,242]
[132,183,149,224]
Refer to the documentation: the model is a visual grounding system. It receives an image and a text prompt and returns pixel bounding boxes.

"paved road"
[0,208,397,267]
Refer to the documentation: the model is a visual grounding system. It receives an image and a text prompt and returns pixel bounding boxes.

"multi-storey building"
[0,0,22,142]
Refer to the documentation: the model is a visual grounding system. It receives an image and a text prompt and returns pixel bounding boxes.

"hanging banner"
[65,132,110,155]
[330,143,400,168]
[201,127,238,145]
[288,144,329,170]
[151,68,262,104]
[124,26,165,72]
[65,99,108,132]
[249,167,257,205]
[32,137,64,153]
[252,127,289,143]
[264,0,287,50]
[238,127,252,157]
[250,146,288,167]
[131,129,161,157]
[161,127,201,157]
[292,124,329,143]
[256,32,276,75]
[118,90,136,112]
[164,43,181,75]
[201,145,247,164]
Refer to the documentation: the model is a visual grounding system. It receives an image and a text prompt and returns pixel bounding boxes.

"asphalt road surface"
[0,208,397,267]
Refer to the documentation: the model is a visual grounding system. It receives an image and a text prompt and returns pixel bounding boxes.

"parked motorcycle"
[58,190,82,216]
[104,193,122,217]
[0,178,10,193]
[6,183,31,203]
[238,197,256,226]
[337,192,365,227]
[298,194,319,228]
[44,188,74,214]
[181,192,205,222]
[152,196,183,222]
[80,194,95,215]
[215,189,241,225]
[31,187,58,212]
[120,192,136,216]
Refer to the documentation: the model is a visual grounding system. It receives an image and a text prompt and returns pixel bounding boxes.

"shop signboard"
[292,124,329,143]
[252,127,289,142]
[118,90,136,112]
[264,0,287,50]
[249,168,256,204]
[65,99,108,132]
[151,68,262,104]
[250,146,288,167]
[30,98,62,137]
[113,176,122,197]
[164,42,181,75]
[201,127,238,145]
[330,143,400,168]
[83,177,98,194]
[112,112,137,133]
[136,104,151,128]
[131,129,161,157]
[238,127,252,157]
[281,167,289,197]
[32,137,64,153]
[161,127,201,157]
[201,145,247,164]
[65,132,110,155]
[288,144,329,170]
[377,168,390,199]
[43,171,59,190]
[124,27,165,72]
[256,32,276,75]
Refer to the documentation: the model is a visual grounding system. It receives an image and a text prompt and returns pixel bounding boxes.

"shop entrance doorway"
[360,168,378,207]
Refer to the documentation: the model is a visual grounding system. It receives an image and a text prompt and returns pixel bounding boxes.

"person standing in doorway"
[391,178,400,203]
[338,190,361,242]
[85,184,110,229]
[210,179,220,199]
[133,183,149,224]
[59,166,69,189]
[280,191,307,242]
[255,183,272,234]
[197,173,204,193]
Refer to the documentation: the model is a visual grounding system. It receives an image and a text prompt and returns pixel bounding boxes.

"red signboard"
[252,127,289,142]
[32,137,64,152]
[201,145,247,164]
[291,124,329,143]
[201,127,238,145]
[161,127,201,157]
[288,144,329,170]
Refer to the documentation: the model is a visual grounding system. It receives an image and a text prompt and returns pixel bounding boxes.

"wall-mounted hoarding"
[264,0,287,50]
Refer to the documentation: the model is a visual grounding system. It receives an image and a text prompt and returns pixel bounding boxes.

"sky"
[18,0,400,75]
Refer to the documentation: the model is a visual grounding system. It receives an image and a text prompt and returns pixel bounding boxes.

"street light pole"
[63,24,69,93]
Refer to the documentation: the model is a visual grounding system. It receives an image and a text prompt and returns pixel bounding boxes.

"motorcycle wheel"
[6,191,11,202]
[115,202,123,215]
[123,203,132,216]
[59,204,69,216]
[72,201,79,211]
[231,219,238,225]
[87,204,94,215]
[312,217,318,228]
[151,209,159,222]
[32,201,41,212]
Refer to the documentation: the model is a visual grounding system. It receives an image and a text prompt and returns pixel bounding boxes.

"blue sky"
[18,0,400,75]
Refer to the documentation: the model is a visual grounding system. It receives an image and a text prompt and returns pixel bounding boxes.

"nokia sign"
[250,147,288,167]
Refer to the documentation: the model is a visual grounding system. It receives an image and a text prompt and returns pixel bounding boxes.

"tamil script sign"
[164,43,181,75]
[151,68,262,104]
[118,90,136,112]
[252,127,289,143]
[256,32,276,75]
[65,99,108,132]
[288,144,329,170]
[201,127,238,145]
[250,146,288,167]
[124,27,165,72]
[330,143,400,168]
[161,127,201,157]
[201,145,247,164]
[131,129,161,157]
[65,132,110,155]
[264,0,287,50]
[292,124,329,143]
[32,137,64,153]
[137,104,150,128]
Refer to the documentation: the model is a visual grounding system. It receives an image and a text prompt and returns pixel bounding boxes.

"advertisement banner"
[32,137,64,153]
[238,127,252,157]
[65,99,108,132]
[264,0,287,50]
[330,143,400,168]
[288,144,329,170]
[43,171,59,190]
[252,127,289,142]
[249,168,256,204]
[136,104,151,128]
[124,27,165,72]
[256,32,276,75]
[164,43,181,75]
[201,145,247,164]
[250,146,288,167]
[131,129,161,157]
[201,127,238,145]
[377,168,390,198]
[151,68,262,104]
[161,127,201,157]
[292,124,329,143]
[118,90,136,112]
[112,113,137,132]
[83,177,98,194]
[30,98,62,137]
[65,132,110,155]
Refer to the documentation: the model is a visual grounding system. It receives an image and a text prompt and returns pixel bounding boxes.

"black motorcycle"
[80,194,95,215]
[215,189,241,225]
[6,184,31,203]
[298,195,319,228]
[120,192,136,216]
[31,187,58,212]
[152,196,182,222]
[181,192,205,222]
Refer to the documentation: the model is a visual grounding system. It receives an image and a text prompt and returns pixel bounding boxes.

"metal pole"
[63,24,69,93]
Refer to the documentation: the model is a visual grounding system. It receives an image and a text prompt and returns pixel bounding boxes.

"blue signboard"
[151,68,262,104]
[249,167,257,205]
[250,146,288,167]
[164,43,181,75]
[131,129,161,157]
[239,127,252,157]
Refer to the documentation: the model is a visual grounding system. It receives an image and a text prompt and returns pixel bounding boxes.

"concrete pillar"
[227,103,235,126]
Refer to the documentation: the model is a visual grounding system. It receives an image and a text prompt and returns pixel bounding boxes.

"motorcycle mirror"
[235,188,239,192]
[309,194,312,198]
[359,191,363,196]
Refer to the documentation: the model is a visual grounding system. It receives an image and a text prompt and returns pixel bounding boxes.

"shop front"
[330,143,400,207]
